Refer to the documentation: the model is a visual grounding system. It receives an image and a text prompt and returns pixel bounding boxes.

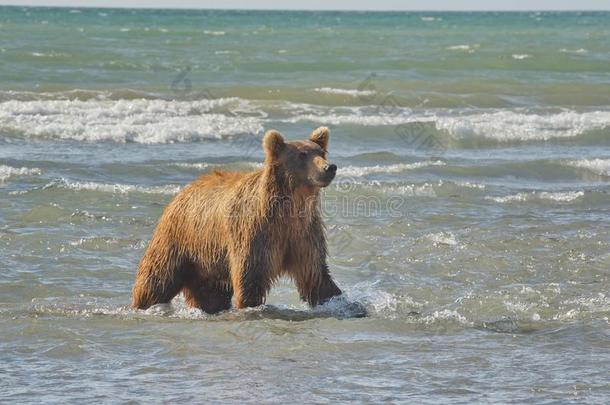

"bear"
[131,126,344,314]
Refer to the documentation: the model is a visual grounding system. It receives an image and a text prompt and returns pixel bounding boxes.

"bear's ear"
[262,129,285,161]
[309,126,329,151]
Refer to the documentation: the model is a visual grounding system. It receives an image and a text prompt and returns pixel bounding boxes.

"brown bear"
[132,126,344,313]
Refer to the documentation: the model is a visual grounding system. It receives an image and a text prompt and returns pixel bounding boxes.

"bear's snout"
[320,163,337,185]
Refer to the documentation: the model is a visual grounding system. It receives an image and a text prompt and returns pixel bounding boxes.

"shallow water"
[1,7,610,404]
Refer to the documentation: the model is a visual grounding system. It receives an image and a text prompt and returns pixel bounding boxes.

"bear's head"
[262,126,337,188]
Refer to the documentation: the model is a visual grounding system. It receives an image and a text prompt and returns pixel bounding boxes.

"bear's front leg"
[295,263,342,307]
[229,238,273,309]
[316,272,343,304]
[297,267,368,318]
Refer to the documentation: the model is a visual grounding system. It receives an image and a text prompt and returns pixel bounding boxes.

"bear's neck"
[260,165,320,219]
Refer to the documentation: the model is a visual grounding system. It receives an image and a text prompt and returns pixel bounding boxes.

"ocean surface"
[1,7,610,403]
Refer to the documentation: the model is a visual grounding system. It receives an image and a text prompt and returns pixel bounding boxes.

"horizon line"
[0,3,609,12]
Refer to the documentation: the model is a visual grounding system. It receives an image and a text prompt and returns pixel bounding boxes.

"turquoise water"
[1,7,610,403]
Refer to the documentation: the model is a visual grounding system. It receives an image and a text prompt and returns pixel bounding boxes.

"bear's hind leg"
[182,274,233,314]
[132,269,185,310]
[132,247,187,310]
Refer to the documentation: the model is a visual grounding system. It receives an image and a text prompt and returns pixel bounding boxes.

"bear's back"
[179,169,264,212]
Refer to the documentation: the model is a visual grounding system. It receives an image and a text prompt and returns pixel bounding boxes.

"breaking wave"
[1,94,608,146]
[487,190,585,203]
[564,158,610,177]
[41,178,182,195]
[285,108,610,143]
[0,98,263,143]
[434,110,610,142]
[313,87,376,97]
[0,164,41,182]
[339,160,446,177]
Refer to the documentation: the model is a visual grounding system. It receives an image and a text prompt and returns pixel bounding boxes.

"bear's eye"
[298,151,308,159]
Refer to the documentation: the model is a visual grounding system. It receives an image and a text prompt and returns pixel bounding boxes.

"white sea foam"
[171,162,263,170]
[421,309,472,326]
[0,98,262,143]
[45,179,182,195]
[3,96,608,145]
[171,162,215,170]
[564,158,610,177]
[69,236,144,250]
[285,113,410,126]
[389,183,437,197]
[503,299,537,313]
[512,54,531,60]
[421,16,442,21]
[489,193,526,203]
[352,180,485,197]
[313,87,376,97]
[560,48,587,54]
[530,191,585,202]
[0,165,41,183]
[203,30,225,36]
[447,45,469,51]
[455,181,486,190]
[339,160,445,177]
[447,44,479,53]
[435,110,610,142]
[344,281,426,319]
[552,293,610,322]
[426,231,458,246]
[487,191,584,203]
[335,179,438,197]
[340,283,472,325]
[31,51,70,58]
[286,107,610,142]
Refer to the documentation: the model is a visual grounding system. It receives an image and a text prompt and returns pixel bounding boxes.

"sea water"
[1,7,610,403]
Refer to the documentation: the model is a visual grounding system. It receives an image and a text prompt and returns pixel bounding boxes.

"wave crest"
[564,158,610,177]
[0,164,41,183]
[0,98,262,143]
[313,87,376,97]
[44,179,182,195]
[487,190,585,203]
[339,160,445,177]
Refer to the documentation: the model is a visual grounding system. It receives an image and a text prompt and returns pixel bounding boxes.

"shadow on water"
[15,297,581,335]
[21,295,369,322]
[223,300,369,321]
